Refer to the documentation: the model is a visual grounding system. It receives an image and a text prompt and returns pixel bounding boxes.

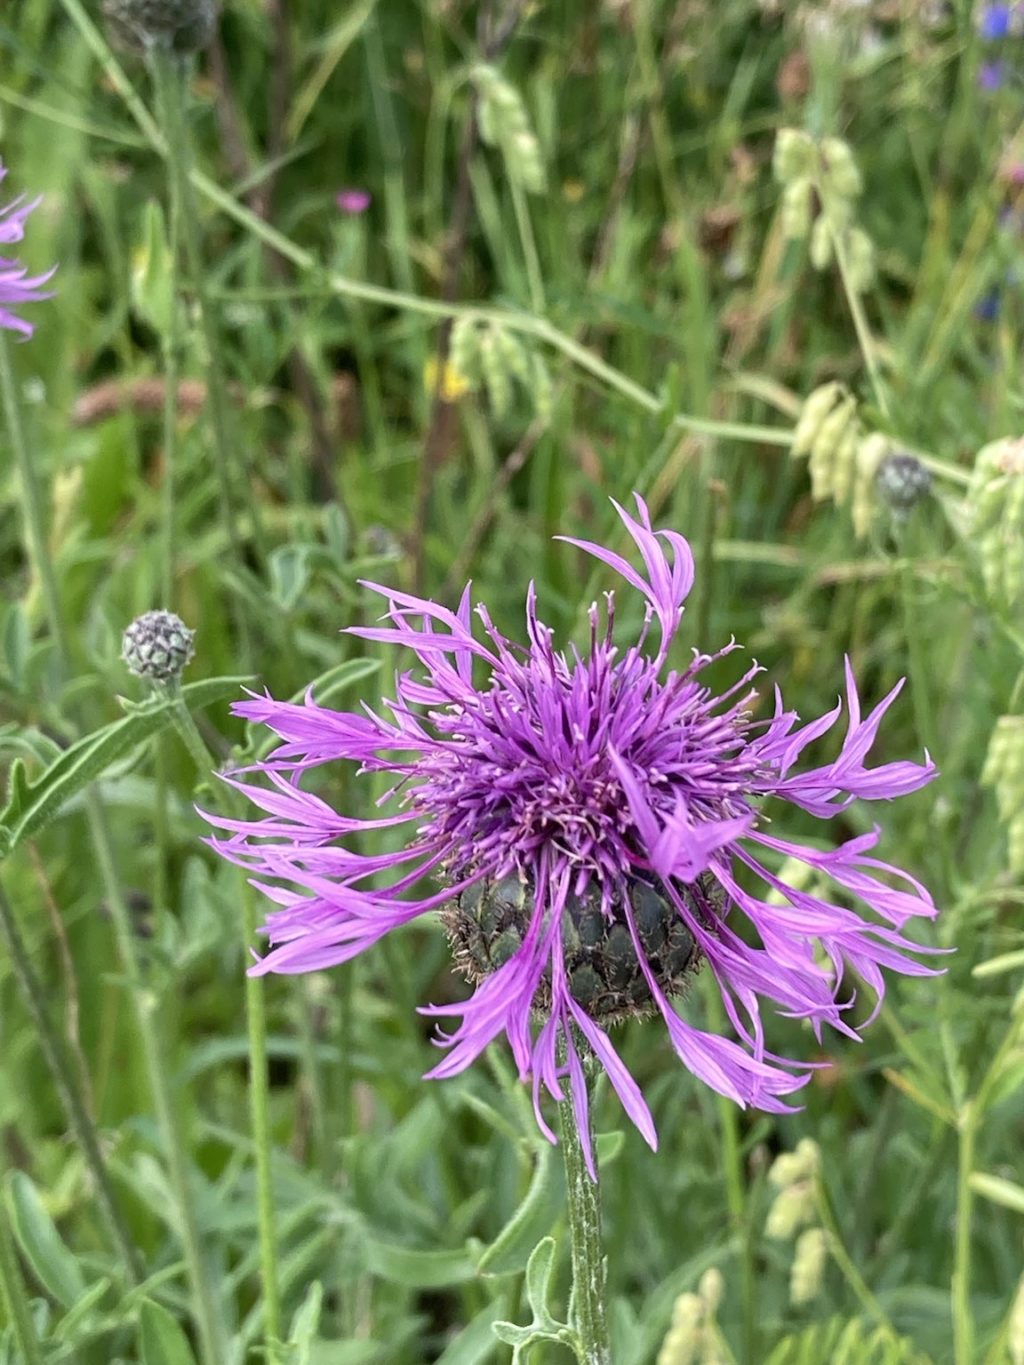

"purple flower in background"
[205,498,939,1174]
[981,4,1012,39]
[0,163,54,338]
[980,59,1008,89]
[335,188,372,215]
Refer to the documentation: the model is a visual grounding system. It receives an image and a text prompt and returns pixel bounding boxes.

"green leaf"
[434,1296,508,1365]
[969,1170,1024,1215]
[131,200,175,337]
[0,675,250,858]
[138,1298,199,1365]
[287,1280,323,1365]
[364,1238,478,1289]
[53,1276,112,1341]
[6,1172,86,1309]
[478,1143,563,1275]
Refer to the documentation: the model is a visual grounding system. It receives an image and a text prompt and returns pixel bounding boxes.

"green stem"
[86,795,228,1365]
[0,882,144,1285]
[149,52,184,608]
[167,691,283,1354]
[0,1181,44,1365]
[815,1176,904,1348]
[0,334,68,660]
[155,51,259,580]
[952,1099,977,1365]
[558,1076,611,1365]
[817,181,891,420]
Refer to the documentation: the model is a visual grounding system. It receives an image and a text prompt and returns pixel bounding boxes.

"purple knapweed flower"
[204,497,939,1175]
[335,188,372,215]
[0,163,55,338]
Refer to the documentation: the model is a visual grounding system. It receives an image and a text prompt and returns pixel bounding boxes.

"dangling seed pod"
[790,1228,828,1306]
[101,0,218,55]
[122,609,195,682]
[791,382,846,458]
[444,874,712,1025]
[851,432,890,537]
[981,715,1024,875]
[970,437,1024,606]
[808,394,858,502]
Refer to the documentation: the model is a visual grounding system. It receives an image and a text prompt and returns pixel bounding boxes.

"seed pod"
[852,432,889,537]
[821,137,863,199]
[474,64,546,194]
[449,316,483,391]
[122,610,195,682]
[656,1292,703,1365]
[480,327,512,420]
[846,226,875,293]
[970,437,1024,606]
[790,1227,828,1305]
[781,177,813,240]
[829,422,860,506]
[809,215,833,271]
[792,382,845,458]
[773,128,816,184]
[808,395,857,501]
[982,716,1024,873]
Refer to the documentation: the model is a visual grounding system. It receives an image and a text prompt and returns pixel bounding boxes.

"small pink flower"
[335,188,371,215]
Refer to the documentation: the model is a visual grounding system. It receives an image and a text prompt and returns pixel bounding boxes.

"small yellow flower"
[562,179,585,204]
[424,354,471,403]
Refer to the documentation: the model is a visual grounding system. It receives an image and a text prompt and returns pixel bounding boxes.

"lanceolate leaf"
[0,675,251,858]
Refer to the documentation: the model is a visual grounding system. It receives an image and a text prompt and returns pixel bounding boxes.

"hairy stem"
[558,1078,611,1365]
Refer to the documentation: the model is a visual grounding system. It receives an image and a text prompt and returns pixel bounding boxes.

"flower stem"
[0,1178,44,1365]
[148,51,184,608]
[0,881,144,1285]
[167,689,283,1355]
[558,1079,611,1365]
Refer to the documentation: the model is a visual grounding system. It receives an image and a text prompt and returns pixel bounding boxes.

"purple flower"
[204,498,939,1175]
[980,59,1007,90]
[0,163,55,338]
[981,5,1012,39]
[335,188,371,215]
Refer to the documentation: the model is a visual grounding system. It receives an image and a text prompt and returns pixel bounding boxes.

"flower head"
[122,610,195,682]
[335,188,372,215]
[205,498,939,1175]
[0,164,55,338]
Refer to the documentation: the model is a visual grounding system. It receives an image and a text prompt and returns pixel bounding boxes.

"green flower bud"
[122,609,195,682]
[982,716,1024,874]
[809,215,833,271]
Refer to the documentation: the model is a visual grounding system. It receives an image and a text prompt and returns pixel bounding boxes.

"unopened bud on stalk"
[766,1138,820,1240]
[852,432,890,537]
[122,610,195,683]
[101,0,218,54]
[809,395,858,502]
[971,436,1024,607]
[876,452,933,517]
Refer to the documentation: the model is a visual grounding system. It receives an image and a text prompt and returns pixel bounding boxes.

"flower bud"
[122,610,195,682]
[101,0,217,55]
[982,715,1024,874]
[809,215,833,271]
[781,177,813,240]
[876,452,933,517]
[821,137,863,199]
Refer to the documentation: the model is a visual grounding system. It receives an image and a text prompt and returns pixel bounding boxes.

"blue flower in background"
[981,5,1012,39]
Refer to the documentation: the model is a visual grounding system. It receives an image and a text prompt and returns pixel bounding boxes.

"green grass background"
[0,0,1023,1361]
